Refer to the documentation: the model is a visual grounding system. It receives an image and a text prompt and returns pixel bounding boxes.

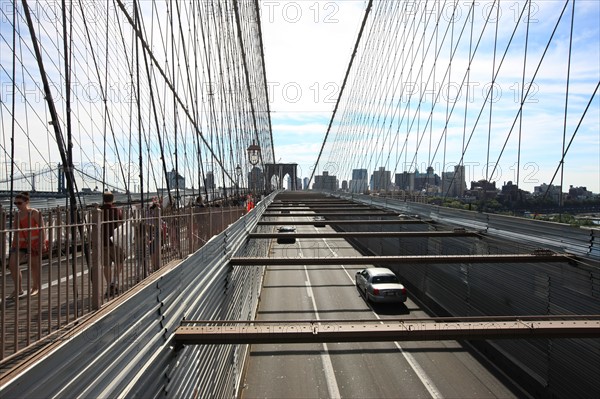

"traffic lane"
[242,232,336,399]
[300,236,519,398]
[297,237,433,398]
[243,263,412,397]
[245,220,518,398]
[245,229,432,397]
[243,223,360,398]
[242,264,333,398]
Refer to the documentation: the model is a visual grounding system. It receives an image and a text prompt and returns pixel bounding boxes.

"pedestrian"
[7,192,47,298]
[101,191,124,297]
[146,198,161,272]
[246,194,254,211]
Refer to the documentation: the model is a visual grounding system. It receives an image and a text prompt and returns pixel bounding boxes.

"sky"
[259,0,366,179]
[259,0,600,193]
[1,0,598,195]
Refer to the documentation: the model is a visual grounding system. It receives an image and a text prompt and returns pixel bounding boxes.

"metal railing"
[0,193,274,398]
[0,204,246,361]
[335,192,600,398]
[342,193,600,259]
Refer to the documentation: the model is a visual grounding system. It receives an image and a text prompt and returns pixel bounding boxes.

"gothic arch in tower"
[264,163,298,190]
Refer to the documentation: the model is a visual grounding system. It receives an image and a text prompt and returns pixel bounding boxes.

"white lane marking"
[305,281,313,298]
[305,216,440,397]
[392,341,443,398]
[298,238,341,399]
[335,245,443,398]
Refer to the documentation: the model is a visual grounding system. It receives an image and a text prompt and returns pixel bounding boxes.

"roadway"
[240,211,523,398]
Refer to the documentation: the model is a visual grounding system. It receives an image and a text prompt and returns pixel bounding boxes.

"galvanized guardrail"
[342,193,599,259]
[335,192,600,398]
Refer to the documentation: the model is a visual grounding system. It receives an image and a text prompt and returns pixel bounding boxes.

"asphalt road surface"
[241,215,523,398]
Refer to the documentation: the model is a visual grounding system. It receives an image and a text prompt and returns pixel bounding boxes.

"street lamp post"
[235,164,242,198]
[247,141,261,166]
[247,141,261,193]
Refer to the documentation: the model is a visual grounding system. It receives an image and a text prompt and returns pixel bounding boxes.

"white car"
[355,268,407,303]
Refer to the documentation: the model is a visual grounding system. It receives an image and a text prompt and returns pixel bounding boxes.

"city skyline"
[262,1,599,194]
[307,164,598,196]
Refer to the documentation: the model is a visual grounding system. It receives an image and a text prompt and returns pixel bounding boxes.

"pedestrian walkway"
[0,204,246,366]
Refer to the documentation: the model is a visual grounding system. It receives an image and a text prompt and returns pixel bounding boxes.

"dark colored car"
[276,226,296,244]
[355,268,407,303]
[313,216,326,227]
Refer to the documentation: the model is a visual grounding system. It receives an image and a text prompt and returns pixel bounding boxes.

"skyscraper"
[371,167,391,192]
[350,169,368,193]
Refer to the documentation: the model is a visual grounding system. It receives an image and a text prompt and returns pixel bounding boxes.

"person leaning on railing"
[7,191,48,298]
[101,191,125,297]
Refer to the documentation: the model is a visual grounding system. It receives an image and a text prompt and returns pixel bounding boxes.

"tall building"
[467,180,497,199]
[168,169,185,190]
[314,171,338,191]
[204,171,215,190]
[350,169,368,193]
[248,167,264,192]
[303,177,309,190]
[568,185,593,200]
[395,172,414,191]
[371,167,391,192]
[413,166,440,192]
[441,165,466,197]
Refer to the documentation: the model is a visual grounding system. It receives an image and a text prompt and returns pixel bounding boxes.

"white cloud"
[262,0,599,192]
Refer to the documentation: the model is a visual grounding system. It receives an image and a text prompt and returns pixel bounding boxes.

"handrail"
[0,204,247,362]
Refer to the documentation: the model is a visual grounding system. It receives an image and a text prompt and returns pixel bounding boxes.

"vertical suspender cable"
[441,1,458,199]
[170,0,180,207]
[135,0,144,208]
[62,0,78,313]
[8,0,17,256]
[21,0,79,237]
[134,0,147,276]
[559,0,576,209]
[485,0,500,185]
[460,1,476,197]
[308,0,374,187]
[517,1,532,189]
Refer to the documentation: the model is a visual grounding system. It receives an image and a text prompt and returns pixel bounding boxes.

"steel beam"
[249,231,480,239]
[257,220,430,225]
[267,206,370,212]
[174,318,600,345]
[273,200,351,204]
[229,254,571,265]
[262,212,397,217]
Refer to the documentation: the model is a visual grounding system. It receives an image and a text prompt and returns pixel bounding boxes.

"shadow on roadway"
[250,346,467,357]
[257,308,373,315]
[263,283,356,288]
[368,302,411,316]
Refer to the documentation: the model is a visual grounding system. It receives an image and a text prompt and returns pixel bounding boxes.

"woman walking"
[8,192,46,298]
